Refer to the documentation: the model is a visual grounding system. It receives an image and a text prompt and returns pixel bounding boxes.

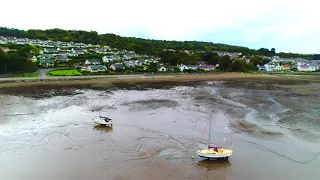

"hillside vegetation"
[1,27,319,60]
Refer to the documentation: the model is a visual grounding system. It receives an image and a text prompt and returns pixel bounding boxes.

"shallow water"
[0,81,319,180]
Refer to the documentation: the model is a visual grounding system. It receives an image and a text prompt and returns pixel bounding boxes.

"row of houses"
[79,64,167,73]
[0,36,99,49]
[258,61,320,72]
[178,64,216,72]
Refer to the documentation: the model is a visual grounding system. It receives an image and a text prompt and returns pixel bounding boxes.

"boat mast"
[208,112,212,149]
[99,98,101,117]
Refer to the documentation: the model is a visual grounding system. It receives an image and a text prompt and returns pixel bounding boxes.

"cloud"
[1,0,319,54]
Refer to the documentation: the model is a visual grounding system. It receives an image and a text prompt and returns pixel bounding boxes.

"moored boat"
[196,113,232,160]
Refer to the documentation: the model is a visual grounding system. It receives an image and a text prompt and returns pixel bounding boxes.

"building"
[85,59,101,65]
[87,65,107,73]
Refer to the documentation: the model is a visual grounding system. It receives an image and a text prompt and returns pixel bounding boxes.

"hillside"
[1,27,319,60]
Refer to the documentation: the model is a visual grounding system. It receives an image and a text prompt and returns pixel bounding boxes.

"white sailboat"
[93,116,113,126]
[92,98,113,127]
[196,113,232,160]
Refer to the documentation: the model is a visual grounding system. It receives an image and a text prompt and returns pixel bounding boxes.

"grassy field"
[48,69,82,76]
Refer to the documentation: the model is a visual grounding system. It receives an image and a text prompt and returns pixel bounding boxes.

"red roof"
[283,64,291,69]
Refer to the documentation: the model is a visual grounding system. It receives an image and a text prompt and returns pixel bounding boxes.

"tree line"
[0,45,38,74]
[1,27,319,60]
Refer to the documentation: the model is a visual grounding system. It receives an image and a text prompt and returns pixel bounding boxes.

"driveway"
[38,68,72,79]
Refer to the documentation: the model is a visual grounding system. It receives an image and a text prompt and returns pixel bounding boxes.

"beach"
[0,73,319,180]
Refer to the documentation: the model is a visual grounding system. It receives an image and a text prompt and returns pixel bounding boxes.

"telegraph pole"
[5,64,7,75]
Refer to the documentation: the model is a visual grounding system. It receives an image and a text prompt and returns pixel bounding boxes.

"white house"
[123,54,133,60]
[87,65,107,73]
[124,61,135,68]
[39,60,55,67]
[110,63,125,71]
[81,66,88,71]
[85,59,101,65]
[178,64,198,72]
[135,60,146,66]
[158,66,167,72]
[198,65,215,71]
[102,56,114,63]
[264,63,281,71]
[308,61,320,71]
[298,65,312,71]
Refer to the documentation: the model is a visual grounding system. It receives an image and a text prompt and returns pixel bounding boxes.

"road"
[0,68,182,82]
[0,72,175,82]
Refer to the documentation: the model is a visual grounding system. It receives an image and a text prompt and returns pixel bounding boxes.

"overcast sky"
[1,0,319,54]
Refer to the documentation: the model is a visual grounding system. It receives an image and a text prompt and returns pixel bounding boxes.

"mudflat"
[0,73,319,180]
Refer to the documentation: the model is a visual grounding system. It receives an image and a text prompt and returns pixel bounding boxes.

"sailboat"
[196,113,232,160]
[93,116,113,126]
[92,98,113,127]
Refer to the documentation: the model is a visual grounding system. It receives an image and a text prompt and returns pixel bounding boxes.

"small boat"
[93,116,113,127]
[196,113,232,160]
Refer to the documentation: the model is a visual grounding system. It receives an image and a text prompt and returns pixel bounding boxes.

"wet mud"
[0,79,320,180]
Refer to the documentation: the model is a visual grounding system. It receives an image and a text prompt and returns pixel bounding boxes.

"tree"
[0,49,8,73]
[202,52,220,65]
[148,62,158,72]
[230,59,246,72]
[271,48,276,55]
[246,62,254,71]
[219,55,232,71]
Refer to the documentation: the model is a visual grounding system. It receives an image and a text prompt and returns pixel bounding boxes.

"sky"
[1,0,320,54]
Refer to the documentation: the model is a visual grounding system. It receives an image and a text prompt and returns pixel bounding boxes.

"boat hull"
[196,149,232,159]
[93,118,113,126]
[196,152,231,159]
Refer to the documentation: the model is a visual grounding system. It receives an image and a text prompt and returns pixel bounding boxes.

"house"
[308,61,320,71]
[124,61,135,68]
[30,56,38,62]
[39,54,55,60]
[281,64,291,71]
[298,65,312,71]
[39,60,55,67]
[135,60,146,66]
[158,66,167,72]
[178,64,199,72]
[197,61,206,65]
[224,52,242,59]
[55,54,69,62]
[0,47,12,52]
[212,51,224,57]
[110,63,125,71]
[264,63,281,71]
[85,59,101,65]
[71,48,87,55]
[80,66,88,71]
[0,39,7,44]
[257,65,266,71]
[44,48,59,53]
[123,54,133,60]
[143,59,151,65]
[102,56,114,63]
[87,65,107,73]
[198,65,215,71]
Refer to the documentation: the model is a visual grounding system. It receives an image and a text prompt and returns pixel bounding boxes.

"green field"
[48,69,82,76]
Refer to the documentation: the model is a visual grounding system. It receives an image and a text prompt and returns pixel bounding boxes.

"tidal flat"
[0,77,319,180]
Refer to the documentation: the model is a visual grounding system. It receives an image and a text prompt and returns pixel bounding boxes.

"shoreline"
[1,73,319,89]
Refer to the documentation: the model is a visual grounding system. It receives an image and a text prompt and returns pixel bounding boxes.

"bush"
[108,71,117,75]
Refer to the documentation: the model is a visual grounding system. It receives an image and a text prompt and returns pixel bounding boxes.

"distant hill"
[0,27,319,60]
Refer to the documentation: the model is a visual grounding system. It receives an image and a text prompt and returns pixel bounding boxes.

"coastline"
[1,73,319,89]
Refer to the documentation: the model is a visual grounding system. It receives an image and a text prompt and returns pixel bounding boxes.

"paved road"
[0,74,175,82]
[0,68,177,82]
